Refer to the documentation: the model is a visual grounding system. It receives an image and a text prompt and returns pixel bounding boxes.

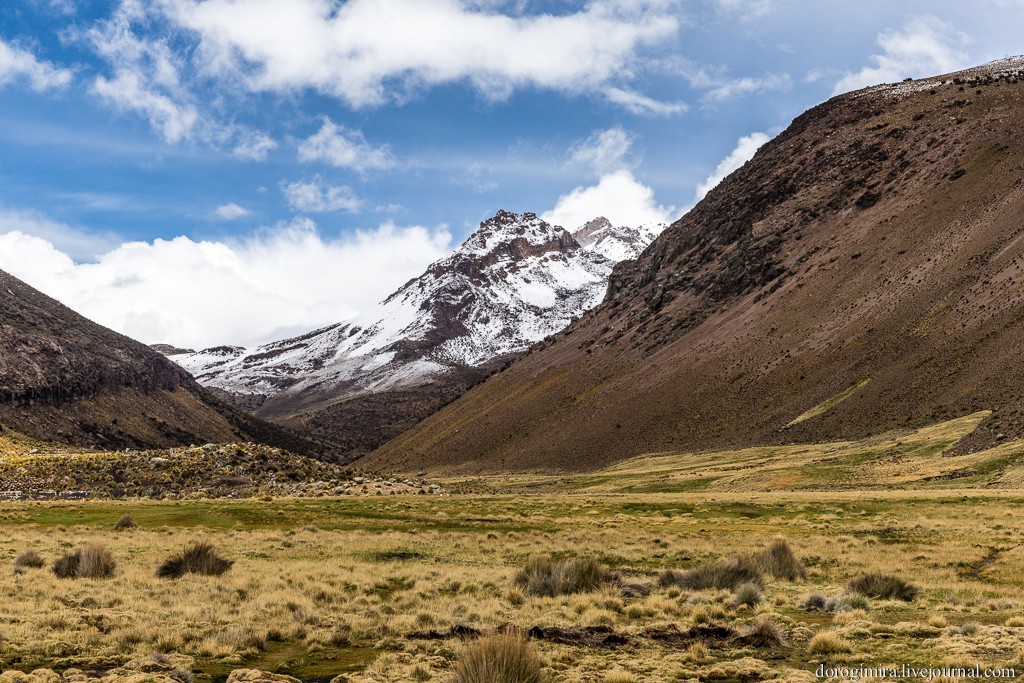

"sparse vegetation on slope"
[0,438,441,500]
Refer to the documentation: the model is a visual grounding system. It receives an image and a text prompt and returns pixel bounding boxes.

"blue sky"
[0,0,1022,349]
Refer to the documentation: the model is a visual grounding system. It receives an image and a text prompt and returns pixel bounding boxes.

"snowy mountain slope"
[171,211,664,420]
[574,216,664,262]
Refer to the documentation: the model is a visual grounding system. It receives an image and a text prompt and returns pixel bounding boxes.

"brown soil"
[364,61,1024,473]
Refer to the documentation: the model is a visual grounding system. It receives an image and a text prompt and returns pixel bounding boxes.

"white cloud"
[604,86,688,115]
[155,0,679,107]
[0,219,453,349]
[542,169,675,230]
[0,208,120,261]
[232,130,277,160]
[568,127,637,176]
[704,73,791,102]
[695,132,769,202]
[93,69,200,144]
[833,16,971,95]
[282,178,362,213]
[298,118,395,171]
[86,3,277,154]
[0,38,73,91]
[213,203,251,220]
[87,2,203,143]
[666,59,791,103]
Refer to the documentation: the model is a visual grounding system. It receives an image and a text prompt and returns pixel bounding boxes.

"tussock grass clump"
[732,581,763,608]
[514,556,614,597]
[739,616,786,647]
[604,670,636,683]
[14,550,45,568]
[755,539,806,581]
[800,592,869,613]
[808,631,853,655]
[948,622,980,636]
[661,556,764,591]
[848,572,919,601]
[450,633,546,683]
[53,550,81,578]
[157,542,233,579]
[53,544,116,579]
[114,514,138,530]
[79,544,118,578]
[799,592,827,611]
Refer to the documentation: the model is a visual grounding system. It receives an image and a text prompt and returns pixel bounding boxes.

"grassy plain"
[1,414,1023,682]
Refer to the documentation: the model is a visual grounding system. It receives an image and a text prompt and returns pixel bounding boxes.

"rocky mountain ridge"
[0,268,325,457]
[363,57,1024,473]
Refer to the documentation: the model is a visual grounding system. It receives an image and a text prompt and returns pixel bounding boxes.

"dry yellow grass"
[0,487,1019,682]
[2,411,1024,681]
[445,412,1024,494]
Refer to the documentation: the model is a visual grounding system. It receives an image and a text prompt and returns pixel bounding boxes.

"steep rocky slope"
[364,57,1024,473]
[170,211,662,456]
[0,268,324,456]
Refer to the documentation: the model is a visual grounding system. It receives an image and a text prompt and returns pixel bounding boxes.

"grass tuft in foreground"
[13,549,45,569]
[738,615,786,647]
[53,543,117,579]
[450,633,546,683]
[808,630,854,655]
[157,542,234,579]
[754,538,806,581]
[848,571,919,601]
[114,514,139,530]
[660,556,764,591]
[513,556,615,597]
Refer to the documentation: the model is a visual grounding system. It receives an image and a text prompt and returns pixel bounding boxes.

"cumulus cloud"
[297,118,395,171]
[154,0,679,107]
[0,219,453,349]
[232,130,277,160]
[0,37,73,91]
[695,132,769,202]
[213,203,251,220]
[81,0,679,147]
[568,127,637,176]
[282,178,362,213]
[833,16,971,95]
[542,169,675,230]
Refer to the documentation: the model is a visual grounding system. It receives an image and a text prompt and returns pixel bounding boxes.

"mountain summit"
[170,210,663,456]
[363,57,1024,473]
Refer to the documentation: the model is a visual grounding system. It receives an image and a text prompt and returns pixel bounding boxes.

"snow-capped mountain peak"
[457,210,572,257]
[170,211,665,417]
[574,216,665,262]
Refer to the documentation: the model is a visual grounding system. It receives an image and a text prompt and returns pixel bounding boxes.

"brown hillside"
[364,58,1024,473]
[0,268,324,456]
